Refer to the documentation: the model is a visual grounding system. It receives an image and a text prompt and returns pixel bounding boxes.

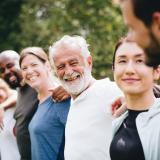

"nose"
[125,61,135,75]
[65,66,73,75]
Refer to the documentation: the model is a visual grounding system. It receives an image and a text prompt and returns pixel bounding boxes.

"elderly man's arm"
[49,86,70,102]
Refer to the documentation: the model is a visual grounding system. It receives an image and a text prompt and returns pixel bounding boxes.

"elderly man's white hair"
[49,35,90,61]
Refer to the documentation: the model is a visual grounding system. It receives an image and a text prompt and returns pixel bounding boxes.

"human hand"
[111,97,126,117]
[49,86,70,102]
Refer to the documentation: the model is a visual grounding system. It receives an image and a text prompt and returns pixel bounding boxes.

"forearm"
[0,90,17,109]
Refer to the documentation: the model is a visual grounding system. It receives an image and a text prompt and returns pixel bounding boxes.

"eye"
[31,63,38,67]
[21,66,27,71]
[136,59,144,64]
[7,63,14,69]
[57,65,65,70]
[70,60,78,66]
[118,59,126,64]
[71,62,78,66]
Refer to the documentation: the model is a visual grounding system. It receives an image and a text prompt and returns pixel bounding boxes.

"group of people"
[0,49,70,160]
[0,0,160,160]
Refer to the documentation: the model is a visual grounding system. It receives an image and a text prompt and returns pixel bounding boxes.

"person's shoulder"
[153,85,160,98]
[19,84,37,97]
[95,78,120,91]
[154,98,160,108]
[95,77,116,85]
[55,98,71,109]
[92,77,123,99]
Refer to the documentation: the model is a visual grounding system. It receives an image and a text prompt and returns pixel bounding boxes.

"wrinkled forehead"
[55,48,85,62]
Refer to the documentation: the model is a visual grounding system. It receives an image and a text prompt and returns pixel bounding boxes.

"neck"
[125,89,155,110]
[38,78,56,103]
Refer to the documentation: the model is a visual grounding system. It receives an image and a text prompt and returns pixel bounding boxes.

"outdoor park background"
[0,0,127,79]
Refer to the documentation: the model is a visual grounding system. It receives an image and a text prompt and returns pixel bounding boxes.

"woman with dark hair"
[19,47,70,160]
[110,39,160,160]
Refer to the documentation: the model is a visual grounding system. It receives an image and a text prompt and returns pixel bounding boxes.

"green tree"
[0,0,23,50]
[0,0,126,79]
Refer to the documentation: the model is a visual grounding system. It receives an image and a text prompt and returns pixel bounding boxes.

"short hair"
[131,0,160,26]
[0,50,20,61]
[49,35,90,64]
[19,47,48,67]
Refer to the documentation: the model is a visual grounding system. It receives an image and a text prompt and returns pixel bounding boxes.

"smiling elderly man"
[49,35,123,160]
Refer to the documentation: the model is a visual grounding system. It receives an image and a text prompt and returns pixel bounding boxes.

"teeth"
[64,76,79,81]
[9,76,16,82]
[29,76,37,82]
[63,72,81,81]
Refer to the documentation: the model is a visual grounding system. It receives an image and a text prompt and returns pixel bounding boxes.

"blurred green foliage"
[0,0,126,79]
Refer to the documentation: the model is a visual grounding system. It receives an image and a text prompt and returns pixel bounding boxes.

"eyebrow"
[117,55,126,59]
[134,53,145,58]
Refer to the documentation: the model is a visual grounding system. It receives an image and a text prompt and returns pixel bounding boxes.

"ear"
[86,55,93,69]
[151,12,160,38]
[153,66,160,81]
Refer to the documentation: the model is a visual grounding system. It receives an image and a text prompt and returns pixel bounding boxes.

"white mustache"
[63,72,81,81]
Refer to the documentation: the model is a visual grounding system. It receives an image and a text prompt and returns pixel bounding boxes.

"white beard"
[60,68,92,96]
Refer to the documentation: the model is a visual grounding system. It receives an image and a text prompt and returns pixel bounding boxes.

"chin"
[124,90,141,95]
[64,85,84,95]
[28,82,38,89]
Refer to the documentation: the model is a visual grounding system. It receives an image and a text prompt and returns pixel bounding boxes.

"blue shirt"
[29,96,70,160]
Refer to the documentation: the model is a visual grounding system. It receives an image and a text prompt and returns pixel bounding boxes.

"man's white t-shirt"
[65,78,122,160]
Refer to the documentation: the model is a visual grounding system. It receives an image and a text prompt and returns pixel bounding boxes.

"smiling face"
[120,0,160,66]
[113,42,159,96]
[21,54,50,91]
[52,45,92,98]
[0,55,22,89]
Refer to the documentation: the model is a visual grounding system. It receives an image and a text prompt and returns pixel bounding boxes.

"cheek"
[0,97,5,103]
[21,71,27,81]
[56,70,64,79]
[1,73,5,79]
[113,72,120,85]
[113,68,125,86]
[113,66,123,79]
[0,92,7,102]
[139,68,155,83]
[21,71,25,78]
[76,66,85,74]
[132,30,144,46]
[136,30,150,47]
